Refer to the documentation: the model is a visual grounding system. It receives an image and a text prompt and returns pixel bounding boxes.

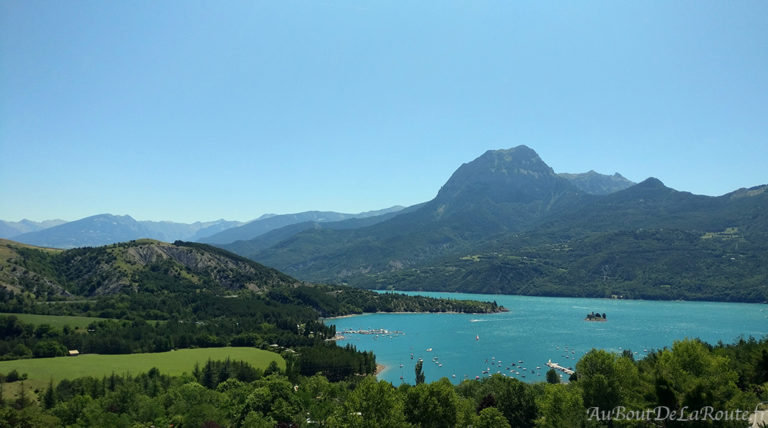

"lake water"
[328,292,767,385]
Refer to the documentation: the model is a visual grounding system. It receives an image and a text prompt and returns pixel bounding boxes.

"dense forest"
[354,228,768,302]
[1,337,766,427]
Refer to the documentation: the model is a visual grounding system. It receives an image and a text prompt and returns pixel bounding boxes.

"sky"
[1,1,767,223]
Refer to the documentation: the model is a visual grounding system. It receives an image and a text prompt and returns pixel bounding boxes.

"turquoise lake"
[328,292,768,385]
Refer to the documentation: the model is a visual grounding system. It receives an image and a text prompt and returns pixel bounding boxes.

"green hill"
[0,238,299,298]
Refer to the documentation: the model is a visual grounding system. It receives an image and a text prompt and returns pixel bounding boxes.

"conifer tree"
[414,360,425,385]
[42,378,55,409]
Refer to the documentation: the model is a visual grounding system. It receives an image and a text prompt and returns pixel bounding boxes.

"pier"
[546,359,575,376]
[339,328,404,336]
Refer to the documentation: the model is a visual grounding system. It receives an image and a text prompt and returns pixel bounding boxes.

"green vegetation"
[355,228,768,302]
[0,313,109,330]
[0,337,766,427]
[0,238,501,415]
[0,347,283,392]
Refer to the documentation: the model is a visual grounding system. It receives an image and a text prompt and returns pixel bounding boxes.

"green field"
[0,347,284,399]
[0,312,110,329]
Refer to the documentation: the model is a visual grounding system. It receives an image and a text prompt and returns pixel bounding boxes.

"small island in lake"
[585,312,607,322]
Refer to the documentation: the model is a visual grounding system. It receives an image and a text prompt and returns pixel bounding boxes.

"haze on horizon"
[1,1,767,223]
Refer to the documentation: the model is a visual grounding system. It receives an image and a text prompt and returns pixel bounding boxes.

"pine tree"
[546,368,560,384]
[201,359,216,389]
[43,378,56,409]
[15,380,29,409]
[414,360,425,385]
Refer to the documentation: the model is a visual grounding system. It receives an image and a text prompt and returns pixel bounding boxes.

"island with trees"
[584,312,606,321]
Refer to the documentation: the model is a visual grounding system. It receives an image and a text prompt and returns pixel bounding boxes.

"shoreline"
[375,363,387,376]
[322,309,506,321]
[372,290,768,305]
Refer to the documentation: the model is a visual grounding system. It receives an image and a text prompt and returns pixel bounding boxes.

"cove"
[328,292,767,385]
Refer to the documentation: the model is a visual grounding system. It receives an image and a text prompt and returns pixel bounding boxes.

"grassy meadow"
[0,347,284,401]
[0,312,110,330]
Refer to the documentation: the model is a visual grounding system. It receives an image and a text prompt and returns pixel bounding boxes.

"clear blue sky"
[1,1,766,223]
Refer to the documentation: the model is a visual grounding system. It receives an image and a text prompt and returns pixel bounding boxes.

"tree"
[653,339,739,411]
[414,360,425,385]
[575,349,621,412]
[15,381,30,409]
[535,384,585,428]
[33,340,67,358]
[43,379,56,409]
[404,378,459,427]
[546,368,560,384]
[476,407,511,428]
[164,382,224,428]
[479,375,536,427]
[338,376,407,427]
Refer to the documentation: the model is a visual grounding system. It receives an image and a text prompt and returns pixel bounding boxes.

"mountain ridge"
[200,206,405,245]
[558,170,635,195]
[0,238,300,298]
[231,146,767,302]
[6,207,406,249]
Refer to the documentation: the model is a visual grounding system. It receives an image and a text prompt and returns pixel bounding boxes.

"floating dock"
[546,359,575,376]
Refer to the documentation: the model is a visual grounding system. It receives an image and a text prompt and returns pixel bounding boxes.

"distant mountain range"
[199,206,405,244]
[4,146,766,302]
[0,219,67,239]
[218,146,767,302]
[6,215,244,249]
[1,206,406,249]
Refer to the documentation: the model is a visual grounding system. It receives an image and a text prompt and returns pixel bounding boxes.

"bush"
[33,340,67,358]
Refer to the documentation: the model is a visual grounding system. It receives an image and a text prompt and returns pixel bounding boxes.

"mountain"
[0,219,66,239]
[10,215,243,249]
[348,181,768,301]
[229,146,768,302]
[559,170,635,194]
[0,238,299,298]
[140,219,244,242]
[221,205,423,256]
[239,146,584,281]
[13,214,150,248]
[189,220,245,241]
[0,238,501,320]
[200,206,405,245]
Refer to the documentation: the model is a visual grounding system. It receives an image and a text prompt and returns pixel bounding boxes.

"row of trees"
[1,336,767,427]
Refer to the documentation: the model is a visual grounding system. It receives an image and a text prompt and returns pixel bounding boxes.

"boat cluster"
[339,328,404,337]
[475,355,544,380]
